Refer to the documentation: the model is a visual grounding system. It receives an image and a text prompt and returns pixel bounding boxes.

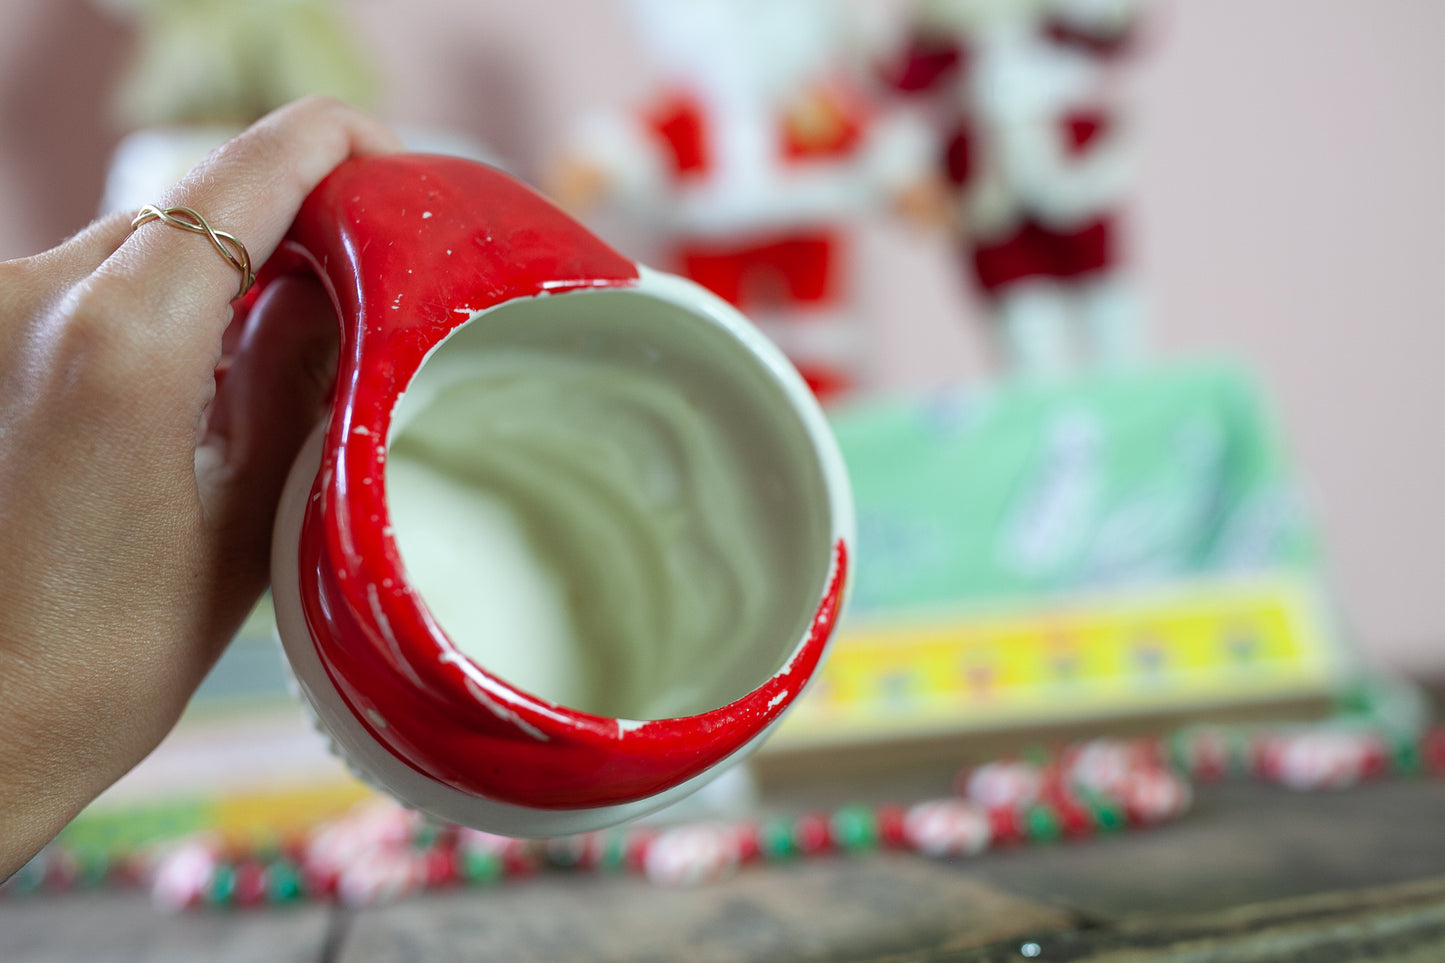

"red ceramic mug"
[260,155,853,836]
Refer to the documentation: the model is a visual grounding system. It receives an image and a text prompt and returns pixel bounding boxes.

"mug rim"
[301,269,851,810]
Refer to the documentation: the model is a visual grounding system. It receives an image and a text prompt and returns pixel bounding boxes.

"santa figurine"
[881,0,1147,377]
[549,0,935,402]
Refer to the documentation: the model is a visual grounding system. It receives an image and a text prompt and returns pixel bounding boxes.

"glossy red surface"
[257,154,848,810]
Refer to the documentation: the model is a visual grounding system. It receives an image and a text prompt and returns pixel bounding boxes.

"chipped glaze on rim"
[261,155,854,817]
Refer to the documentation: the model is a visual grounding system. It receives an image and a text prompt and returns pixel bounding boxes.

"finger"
[195,274,339,594]
[0,211,134,321]
[96,97,401,369]
[27,211,136,280]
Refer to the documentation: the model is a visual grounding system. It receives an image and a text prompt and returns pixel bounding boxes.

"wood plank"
[0,893,334,963]
[933,876,1445,962]
[336,855,1073,963]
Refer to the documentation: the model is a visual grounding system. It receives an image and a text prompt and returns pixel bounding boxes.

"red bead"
[501,841,538,878]
[1194,755,1227,782]
[793,813,832,854]
[1137,738,1168,769]
[1360,738,1390,780]
[43,851,79,890]
[281,837,310,865]
[1252,737,1280,780]
[1424,729,1445,775]
[875,805,908,848]
[1035,771,1067,805]
[301,863,338,899]
[625,830,656,872]
[111,857,148,888]
[1037,781,1072,808]
[734,822,762,863]
[579,832,607,870]
[233,862,268,906]
[988,806,1024,846]
[1056,799,1094,838]
[422,848,458,887]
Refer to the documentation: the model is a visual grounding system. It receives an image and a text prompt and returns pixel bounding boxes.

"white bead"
[644,825,740,886]
[903,800,992,857]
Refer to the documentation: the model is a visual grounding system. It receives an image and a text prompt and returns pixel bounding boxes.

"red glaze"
[256,154,849,810]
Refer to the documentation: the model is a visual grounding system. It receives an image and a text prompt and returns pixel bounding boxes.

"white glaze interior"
[272,424,783,835]
[385,287,833,720]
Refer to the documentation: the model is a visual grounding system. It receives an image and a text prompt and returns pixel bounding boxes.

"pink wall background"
[2,0,1442,671]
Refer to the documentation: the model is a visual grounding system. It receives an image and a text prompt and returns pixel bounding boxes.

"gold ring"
[130,204,256,300]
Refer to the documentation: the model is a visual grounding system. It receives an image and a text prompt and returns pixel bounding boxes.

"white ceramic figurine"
[882,0,1148,377]
[551,0,935,402]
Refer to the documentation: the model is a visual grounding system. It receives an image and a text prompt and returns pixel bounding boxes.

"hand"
[891,173,959,234]
[542,153,613,213]
[0,97,403,876]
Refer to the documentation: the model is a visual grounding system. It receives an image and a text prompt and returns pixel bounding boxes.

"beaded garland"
[6,718,1443,910]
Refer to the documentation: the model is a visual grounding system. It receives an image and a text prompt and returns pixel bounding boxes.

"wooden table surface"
[5,777,1445,962]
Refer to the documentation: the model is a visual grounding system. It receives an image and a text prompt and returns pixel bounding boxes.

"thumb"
[198,273,339,596]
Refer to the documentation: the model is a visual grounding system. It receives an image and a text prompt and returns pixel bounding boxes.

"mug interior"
[385,286,833,721]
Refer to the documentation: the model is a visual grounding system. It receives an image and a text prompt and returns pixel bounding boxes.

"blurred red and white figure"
[882,0,1147,377]
[552,0,933,402]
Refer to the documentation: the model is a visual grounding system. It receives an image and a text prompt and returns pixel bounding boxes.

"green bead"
[1334,679,1372,716]
[1166,730,1194,771]
[1090,798,1126,832]
[461,850,502,884]
[266,862,301,902]
[1230,731,1256,774]
[1024,806,1061,842]
[598,833,628,872]
[759,820,797,860]
[207,864,237,905]
[75,850,109,887]
[411,825,440,850]
[1022,746,1050,766]
[1391,738,1423,775]
[8,854,47,894]
[831,805,878,851]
